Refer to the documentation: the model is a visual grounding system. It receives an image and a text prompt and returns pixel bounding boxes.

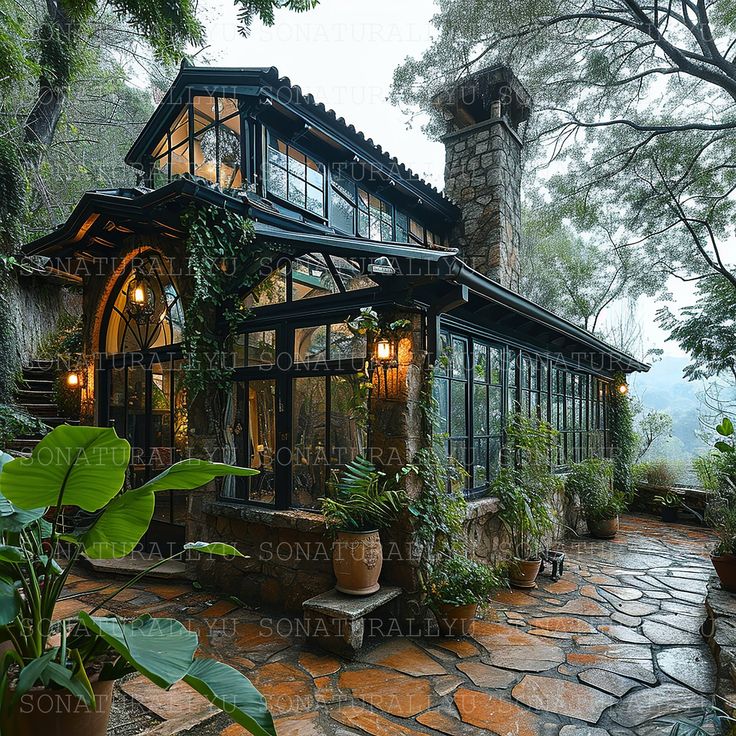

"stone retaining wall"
[703,575,736,714]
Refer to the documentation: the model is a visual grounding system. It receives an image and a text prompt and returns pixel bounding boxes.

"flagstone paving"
[61,514,723,735]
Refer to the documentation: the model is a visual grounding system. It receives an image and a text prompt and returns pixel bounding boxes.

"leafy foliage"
[704,417,736,555]
[565,458,625,523]
[235,0,319,37]
[426,552,505,607]
[0,404,48,447]
[610,374,636,498]
[0,424,272,734]
[180,203,259,397]
[321,456,406,532]
[635,459,680,488]
[658,275,736,383]
[492,412,561,559]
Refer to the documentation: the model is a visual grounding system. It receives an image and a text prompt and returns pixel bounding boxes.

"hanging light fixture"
[125,268,156,323]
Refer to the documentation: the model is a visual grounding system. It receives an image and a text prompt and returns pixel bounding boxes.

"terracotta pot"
[332,530,383,595]
[0,677,113,736]
[712,554,736,593]
[435,603,478,637]
[588,516,619,539]
[509,558,542,588]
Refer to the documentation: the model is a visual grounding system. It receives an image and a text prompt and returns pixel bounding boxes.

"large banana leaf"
[135,458,258,494]
[78,613,197,689]
[184,658,276,736]
[0,426,130,512]
[75,488,155,558]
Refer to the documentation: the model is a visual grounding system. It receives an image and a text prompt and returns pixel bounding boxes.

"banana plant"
[0,425,275,736]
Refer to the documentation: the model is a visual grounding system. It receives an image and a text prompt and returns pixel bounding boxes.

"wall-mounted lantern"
[370,335,399,398]
[125,269,156,323]
[616,381,629,396]
[65,370,85,389]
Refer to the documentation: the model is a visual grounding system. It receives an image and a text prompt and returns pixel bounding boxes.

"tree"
[634,407,673,461]
[391,0,736,289]
[520,204,659,336]
[658,273,736,383]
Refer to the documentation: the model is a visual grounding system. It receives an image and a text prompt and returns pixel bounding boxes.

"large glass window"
[152,96,242,188]
[267,133,325,216]
[434,328,611,491]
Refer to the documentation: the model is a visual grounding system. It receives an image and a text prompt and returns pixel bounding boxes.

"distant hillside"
[630,355,707,460]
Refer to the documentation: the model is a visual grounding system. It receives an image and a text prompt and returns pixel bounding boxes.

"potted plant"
[566,458,625,539]
[427,553,505,636]
[654,492,684,522]
[321,456,406,595]
[493,414,560,588]
[0,425,276,736]
[705,418,736,592]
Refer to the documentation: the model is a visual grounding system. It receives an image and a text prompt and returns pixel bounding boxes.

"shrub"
[636,459,679,488]
[427,553,506,606]
[566,458,625,522]
[0,403,48,446]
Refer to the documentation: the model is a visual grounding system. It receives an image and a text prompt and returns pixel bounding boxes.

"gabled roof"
[125,65,458,222]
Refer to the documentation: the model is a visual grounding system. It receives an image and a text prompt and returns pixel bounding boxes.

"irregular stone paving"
[60,515,720,735]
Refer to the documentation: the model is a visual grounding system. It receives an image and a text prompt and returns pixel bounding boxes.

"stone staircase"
[8,359,80,454]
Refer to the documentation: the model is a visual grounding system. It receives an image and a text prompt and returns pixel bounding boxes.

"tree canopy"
[392,0,736,291]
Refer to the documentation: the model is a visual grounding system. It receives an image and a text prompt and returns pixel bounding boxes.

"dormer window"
[266,133,325,216]
[150,95,242,189]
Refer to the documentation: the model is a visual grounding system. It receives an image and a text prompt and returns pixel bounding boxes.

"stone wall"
[442,119,522,291]
[5,274,77,374]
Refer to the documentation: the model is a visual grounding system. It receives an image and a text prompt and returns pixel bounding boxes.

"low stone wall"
[703,575,736,714]
[632,483,709,524]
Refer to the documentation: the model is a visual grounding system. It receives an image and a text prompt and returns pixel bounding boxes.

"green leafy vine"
[610,371,636,499]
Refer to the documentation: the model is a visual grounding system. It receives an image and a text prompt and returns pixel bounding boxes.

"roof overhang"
[23,181,648,376]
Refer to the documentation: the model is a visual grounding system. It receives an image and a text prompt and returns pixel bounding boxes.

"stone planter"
[509,558,542,588]
[588,516,619,539]
[0,677,113,736]
[332,530,383,595]
[711,554,736,593]
[435,603,478,637]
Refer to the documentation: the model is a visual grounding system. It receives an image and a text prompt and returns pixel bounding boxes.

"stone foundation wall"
[188,494,335,614]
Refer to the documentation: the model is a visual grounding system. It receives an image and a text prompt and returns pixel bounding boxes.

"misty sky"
[198,0,691,360]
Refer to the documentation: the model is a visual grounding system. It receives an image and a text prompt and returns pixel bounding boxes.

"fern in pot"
[321,456,406,596]
[0,425,276,736]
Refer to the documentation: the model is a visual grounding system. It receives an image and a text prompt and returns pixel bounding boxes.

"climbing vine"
[180,202,263,397]
[406,353,468,592]
[610,371,636,500]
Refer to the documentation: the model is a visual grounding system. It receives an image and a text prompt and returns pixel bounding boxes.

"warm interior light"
[376,339,392,362]
[617,382,629,395]
[66,372,80,388]
[132,285,146,304]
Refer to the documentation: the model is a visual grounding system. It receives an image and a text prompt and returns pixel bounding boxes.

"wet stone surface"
[60,515,720,735]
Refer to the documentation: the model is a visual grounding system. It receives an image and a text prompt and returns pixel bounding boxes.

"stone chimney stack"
[434,66,531,291]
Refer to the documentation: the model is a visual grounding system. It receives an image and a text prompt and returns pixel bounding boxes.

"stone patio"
[59,514,724,735]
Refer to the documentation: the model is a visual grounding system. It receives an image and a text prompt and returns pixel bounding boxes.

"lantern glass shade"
[66,372,80,387]
[125,270,157,322]
[376,338,392,362]
[617,382,629,395]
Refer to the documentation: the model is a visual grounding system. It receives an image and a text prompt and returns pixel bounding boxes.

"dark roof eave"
[448,260,650,374]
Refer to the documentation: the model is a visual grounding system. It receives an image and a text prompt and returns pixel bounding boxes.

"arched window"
[104,253,185,354]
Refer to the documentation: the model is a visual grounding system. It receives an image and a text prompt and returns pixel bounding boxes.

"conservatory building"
[24,64,648,611]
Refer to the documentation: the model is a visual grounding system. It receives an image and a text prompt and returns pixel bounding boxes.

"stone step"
[16,389,54,403]
[82,554,188,580]
[18,403,60,417]
[5,439,41,453]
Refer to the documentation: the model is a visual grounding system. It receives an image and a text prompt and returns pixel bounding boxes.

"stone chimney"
[434,66,531,291]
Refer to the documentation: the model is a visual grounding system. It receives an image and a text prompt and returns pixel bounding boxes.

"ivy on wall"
[180,203,260,397]
[610,371,636,499]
